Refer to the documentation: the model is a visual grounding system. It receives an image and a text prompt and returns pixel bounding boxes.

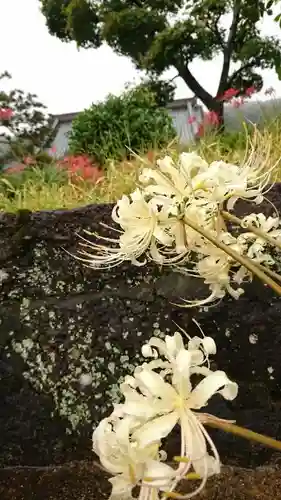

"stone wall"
[1,188,281,470]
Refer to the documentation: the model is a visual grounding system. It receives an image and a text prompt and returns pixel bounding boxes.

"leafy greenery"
[40,0,281,123]
[0,71,54,167]
[1,114,281,213]
[137,77,176,108]
[68,85,176,165]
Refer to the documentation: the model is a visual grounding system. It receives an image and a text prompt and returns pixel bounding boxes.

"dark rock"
[0,462,281,500]
[0,188,281,470]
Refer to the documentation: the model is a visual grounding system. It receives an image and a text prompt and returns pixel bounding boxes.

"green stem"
[183,216,281,296]
[205,419,281,452]
[221,210,281,252]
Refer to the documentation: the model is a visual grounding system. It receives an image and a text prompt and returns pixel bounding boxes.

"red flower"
[187,115,197,124]
[4,163,25,175]
[232,97,244,108]
[23,156,35,165]
[196,123,205,138]
[0,108,13,121]
[147,150,155,163]
[204,110,220,126]
[245,86,256,97]
[195,110,220,138]
[58,154,104,184]
[222,88,239,101]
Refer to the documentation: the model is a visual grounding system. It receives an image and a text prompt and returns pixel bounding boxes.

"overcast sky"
[1,0,281,115]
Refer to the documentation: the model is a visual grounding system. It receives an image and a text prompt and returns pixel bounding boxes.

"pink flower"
[0,108,13,121]
[51,145,57,153]
[196,123,205,138]
[232,97,245,108]
[245,86,256,97]
[4,163,25,175]
[58,154,104,184]
[187,115,197,124]
[204,110,220,126]
[23,156,35,165]
[222,88,239,101]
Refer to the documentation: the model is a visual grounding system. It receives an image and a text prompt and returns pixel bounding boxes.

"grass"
[1,118,281,213]
[0,159,140,212]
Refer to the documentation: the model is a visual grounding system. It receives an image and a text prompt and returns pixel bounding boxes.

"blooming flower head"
[187,115,197,125]
[232,98,244,108]
[222,88,239,101]
[78,144,279,304]
[94,331,238,499]
[203,110,220,127]
[0,107,13,121]
[245,86,256,97]
[93,414,175,499]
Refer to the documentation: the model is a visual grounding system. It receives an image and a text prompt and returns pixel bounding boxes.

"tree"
[136,77,176,108]
[40,0,281,124]
[0,71,54,167]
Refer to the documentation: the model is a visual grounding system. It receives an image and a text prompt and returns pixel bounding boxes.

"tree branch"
[217,0,242,96]
[176,65,214,108]
[205,15,225,50]
[228,61,255,85]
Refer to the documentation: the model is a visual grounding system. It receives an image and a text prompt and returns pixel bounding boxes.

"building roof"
[51,97,198,123]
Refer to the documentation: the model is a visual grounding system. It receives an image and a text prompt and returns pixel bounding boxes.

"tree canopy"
[0,71,53,166]
[40,0,281,121]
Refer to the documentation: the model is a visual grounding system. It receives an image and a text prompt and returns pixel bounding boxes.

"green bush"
[68,86,176,165]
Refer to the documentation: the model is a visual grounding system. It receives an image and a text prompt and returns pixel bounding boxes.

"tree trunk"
[209,99,224,129]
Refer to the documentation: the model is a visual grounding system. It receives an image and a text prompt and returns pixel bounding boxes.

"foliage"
[1,115,281,213]
[0,71,54,168]
[136,76,176,107]
[40,0,281,123]
[68,86,176,165]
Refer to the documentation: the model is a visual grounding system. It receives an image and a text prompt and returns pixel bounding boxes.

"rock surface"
[0,186,281,474]
[1,462,281,500]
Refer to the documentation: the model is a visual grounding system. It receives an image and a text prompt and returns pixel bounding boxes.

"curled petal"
[188,370,238,409]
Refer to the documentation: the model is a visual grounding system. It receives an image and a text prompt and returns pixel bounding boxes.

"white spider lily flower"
[140,152,272,210]
[179,232,247,307]
[139,153,208,200]
[92,415,175,500]
[77,189,174,268]
[241,213,281,235]
[120,333,238,498]
[191,160,267,209]
[141,332,216,367]
[238,213,281,264]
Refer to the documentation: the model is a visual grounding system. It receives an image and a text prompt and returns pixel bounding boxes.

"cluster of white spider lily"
[93,331,238,499]
[78,151,281,305]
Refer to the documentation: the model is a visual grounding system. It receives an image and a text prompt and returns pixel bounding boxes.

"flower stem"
[254,261,281,284]
[205,418,281,452]
[183,216,281,296]
[221,210,281,252]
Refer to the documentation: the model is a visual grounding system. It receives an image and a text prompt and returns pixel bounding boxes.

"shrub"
[68,86,176,166]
